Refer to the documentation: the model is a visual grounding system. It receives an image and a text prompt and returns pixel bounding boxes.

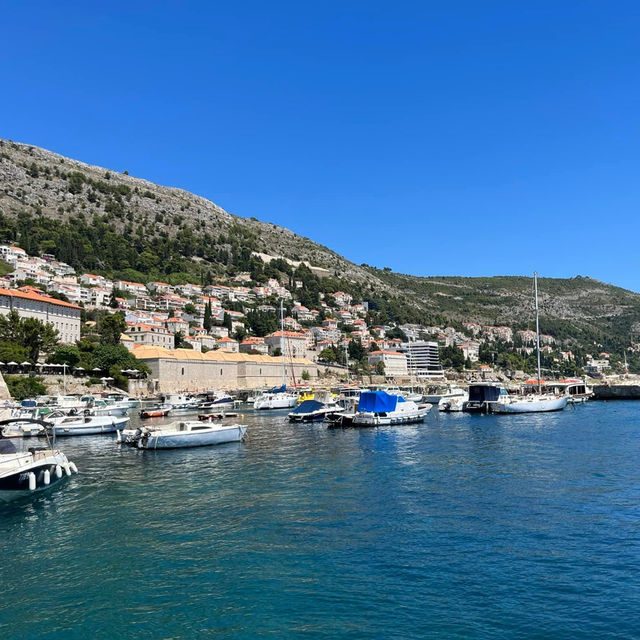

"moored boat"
[351,391,431,427]
[0,423,78,501]
[49,413,130,436]
[139,405,171,419]
[118,420,247,449]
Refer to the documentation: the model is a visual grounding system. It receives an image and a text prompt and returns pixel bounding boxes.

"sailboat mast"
[534,271,542,394]
[280,300,286,387]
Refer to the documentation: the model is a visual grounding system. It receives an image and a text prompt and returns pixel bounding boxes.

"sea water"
[1,401,639,639]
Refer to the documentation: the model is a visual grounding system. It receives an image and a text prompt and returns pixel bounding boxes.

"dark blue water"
[2,401,640,639]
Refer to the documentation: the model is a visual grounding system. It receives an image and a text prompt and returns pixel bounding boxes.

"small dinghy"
[117,420,247,449]
[197,412,240,421]
[139,405,171,419]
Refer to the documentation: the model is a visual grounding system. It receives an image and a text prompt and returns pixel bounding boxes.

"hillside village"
[0,243,619,386]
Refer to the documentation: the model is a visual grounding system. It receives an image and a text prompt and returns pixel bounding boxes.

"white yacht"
[254,386,298,410]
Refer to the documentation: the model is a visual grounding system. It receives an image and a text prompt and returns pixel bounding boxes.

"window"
[181,367,185,376]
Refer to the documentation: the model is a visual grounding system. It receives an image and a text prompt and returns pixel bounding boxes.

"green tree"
[183,303,197,316]
[203,301,212,332]
[0,343,29,364]
[375,361,385,375]
[301,369,310,381]
[99,312,126,345]
[48,345,81,367]
[23,318,59,361]
[4,375,47,400]
[348,339,366,362]
[109,289,119,308]
[90,344,150,373]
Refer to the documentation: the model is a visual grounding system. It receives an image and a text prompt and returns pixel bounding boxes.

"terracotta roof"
[266,330,306,339]
[0,287,81,310]
[133,345,313,365]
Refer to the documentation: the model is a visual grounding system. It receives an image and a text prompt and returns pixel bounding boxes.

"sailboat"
[254,301,298,410]
[492,272,567,414]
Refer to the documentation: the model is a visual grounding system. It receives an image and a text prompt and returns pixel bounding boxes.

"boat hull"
[52,417,130,436]
[492,396,568,414]
[139,425,247,449]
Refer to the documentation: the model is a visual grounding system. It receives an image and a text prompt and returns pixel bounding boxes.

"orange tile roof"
[0,287,81,309]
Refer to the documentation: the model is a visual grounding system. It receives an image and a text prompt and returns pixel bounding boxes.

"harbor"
[2,400,639,638]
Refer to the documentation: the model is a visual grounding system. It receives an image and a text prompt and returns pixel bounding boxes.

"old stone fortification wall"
[143,357,318,393]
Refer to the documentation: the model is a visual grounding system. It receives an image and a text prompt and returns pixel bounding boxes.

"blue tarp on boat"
[357,391,400,413]
[268,385,287,393]
[291,400,324,414]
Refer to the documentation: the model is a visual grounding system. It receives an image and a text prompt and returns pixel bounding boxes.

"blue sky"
[2,1,639,289]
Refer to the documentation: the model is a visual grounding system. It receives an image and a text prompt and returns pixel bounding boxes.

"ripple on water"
[2,403,640,639]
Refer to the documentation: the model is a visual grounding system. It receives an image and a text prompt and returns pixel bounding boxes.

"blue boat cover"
[292,400,324,414]
[268,385,287,393]
[357,391,400,413]
[21,399,36,407]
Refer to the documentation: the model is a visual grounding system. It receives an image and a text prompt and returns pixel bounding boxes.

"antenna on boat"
[534,271,542,394]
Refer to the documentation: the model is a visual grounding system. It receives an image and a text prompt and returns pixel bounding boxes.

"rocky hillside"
[1,138,640,350]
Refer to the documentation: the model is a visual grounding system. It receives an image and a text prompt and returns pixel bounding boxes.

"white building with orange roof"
[165,316,190,334]
[113,280,148,298]
[125,323,173,349]
[147,281,172,294]
[80,273,111,289]
[0,286,81,344]
[367,350,408,377]
[216,337,239,353]
[239,336,269,355]
[264,330,308,359]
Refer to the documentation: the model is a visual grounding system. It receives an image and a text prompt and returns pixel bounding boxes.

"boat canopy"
[268,385,287,393]
[0,438,17,454]
[291,400,324,414]
[358,391,404,413]
[468,384,503,403]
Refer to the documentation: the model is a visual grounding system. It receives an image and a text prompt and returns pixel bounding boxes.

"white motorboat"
[438,391,469,412]
[288,399,337,423]
[352,391,431,426]
[48,412,130,436]
[0,429,78,501]
[117,420,247,449]
[254,386,298,410]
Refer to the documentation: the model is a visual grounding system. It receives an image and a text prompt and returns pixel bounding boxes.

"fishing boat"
[0,421,78,501]
[49,412,130,436]
[351,391,431,426]
[139,405,171,419]
[325,397,360,427]
[117,421,247,449]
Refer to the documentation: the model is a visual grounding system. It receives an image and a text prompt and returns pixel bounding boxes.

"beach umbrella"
[105,376,114,381]
[21,361,31,366]
[93,367,102,372]
[0,362,4,366]
[36,363,44,367]
[7,361,18,366]
[75,366,85,370]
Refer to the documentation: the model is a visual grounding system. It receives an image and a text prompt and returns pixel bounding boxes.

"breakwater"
[593,384,640,399]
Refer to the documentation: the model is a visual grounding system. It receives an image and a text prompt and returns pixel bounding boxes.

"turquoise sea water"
[2,401,640,639]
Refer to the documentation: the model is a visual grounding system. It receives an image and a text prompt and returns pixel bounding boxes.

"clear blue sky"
[2,1,639,289]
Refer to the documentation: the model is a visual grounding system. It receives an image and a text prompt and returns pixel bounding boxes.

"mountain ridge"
[1,138,640,353]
